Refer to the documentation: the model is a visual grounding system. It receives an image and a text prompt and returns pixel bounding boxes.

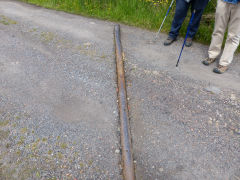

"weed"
[0,15,17,25]
[60,142,67,149]
[21,127,27,134]
[0,120,9,126]
[0,130,10,140]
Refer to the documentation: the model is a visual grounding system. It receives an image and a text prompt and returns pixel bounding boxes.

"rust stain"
[114,24,135,180]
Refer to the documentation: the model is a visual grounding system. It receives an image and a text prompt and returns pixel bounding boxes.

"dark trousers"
[169,0,207,39]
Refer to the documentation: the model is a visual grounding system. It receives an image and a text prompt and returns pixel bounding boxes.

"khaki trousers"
[208,0,240,66]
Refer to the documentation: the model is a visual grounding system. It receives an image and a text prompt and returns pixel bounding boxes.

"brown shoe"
[185,38,193,47]
[213,65,228,74]
[163,36,176,46]
[202,57,216,66]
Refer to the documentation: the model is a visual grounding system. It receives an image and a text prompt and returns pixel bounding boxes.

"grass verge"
[20,0,239,51]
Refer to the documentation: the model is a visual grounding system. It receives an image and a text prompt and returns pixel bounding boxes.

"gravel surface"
[121,25,240,179]
[0,1,121,179]
[0,1,240,180]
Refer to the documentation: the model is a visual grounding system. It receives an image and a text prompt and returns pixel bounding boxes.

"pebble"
[204,86,221,94]
[204,100,212,105]
[159,168,164,172]
[230,94,236,101]
[83,42,91,46]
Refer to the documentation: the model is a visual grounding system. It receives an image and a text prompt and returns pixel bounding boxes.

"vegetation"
[21,0,217,45]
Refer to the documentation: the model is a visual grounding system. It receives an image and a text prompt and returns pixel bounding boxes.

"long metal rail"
[114,24,135,180]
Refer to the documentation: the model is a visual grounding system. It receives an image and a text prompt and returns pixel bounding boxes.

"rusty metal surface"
[114,24,135,180]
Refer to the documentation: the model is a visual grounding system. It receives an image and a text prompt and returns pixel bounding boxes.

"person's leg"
[188,0,207,39]
[218,3,240,67]
[208,0,230,59]
[168,0,190,39]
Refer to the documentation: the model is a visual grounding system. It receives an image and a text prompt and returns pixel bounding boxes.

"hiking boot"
[202,57,216,66]
[213,65,228,74]
[185,38,193,47]
[164,36,176,46]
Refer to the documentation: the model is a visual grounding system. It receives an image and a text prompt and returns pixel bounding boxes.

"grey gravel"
[0,1,121,179]
[121,23,240,179]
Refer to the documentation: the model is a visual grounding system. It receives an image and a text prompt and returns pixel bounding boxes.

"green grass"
[20,0,238,50]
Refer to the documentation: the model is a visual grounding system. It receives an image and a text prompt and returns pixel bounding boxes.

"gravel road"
[121,21,240,180]
[0,1,121,179]
[0,1,239,180]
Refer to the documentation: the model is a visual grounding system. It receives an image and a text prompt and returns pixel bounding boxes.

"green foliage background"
[21,0,217,44]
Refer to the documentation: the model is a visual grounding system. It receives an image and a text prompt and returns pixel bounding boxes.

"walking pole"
[176,10,196,67]
[154,0,175,40]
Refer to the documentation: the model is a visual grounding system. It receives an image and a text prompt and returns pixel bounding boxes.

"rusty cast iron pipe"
[114,24,135,180]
